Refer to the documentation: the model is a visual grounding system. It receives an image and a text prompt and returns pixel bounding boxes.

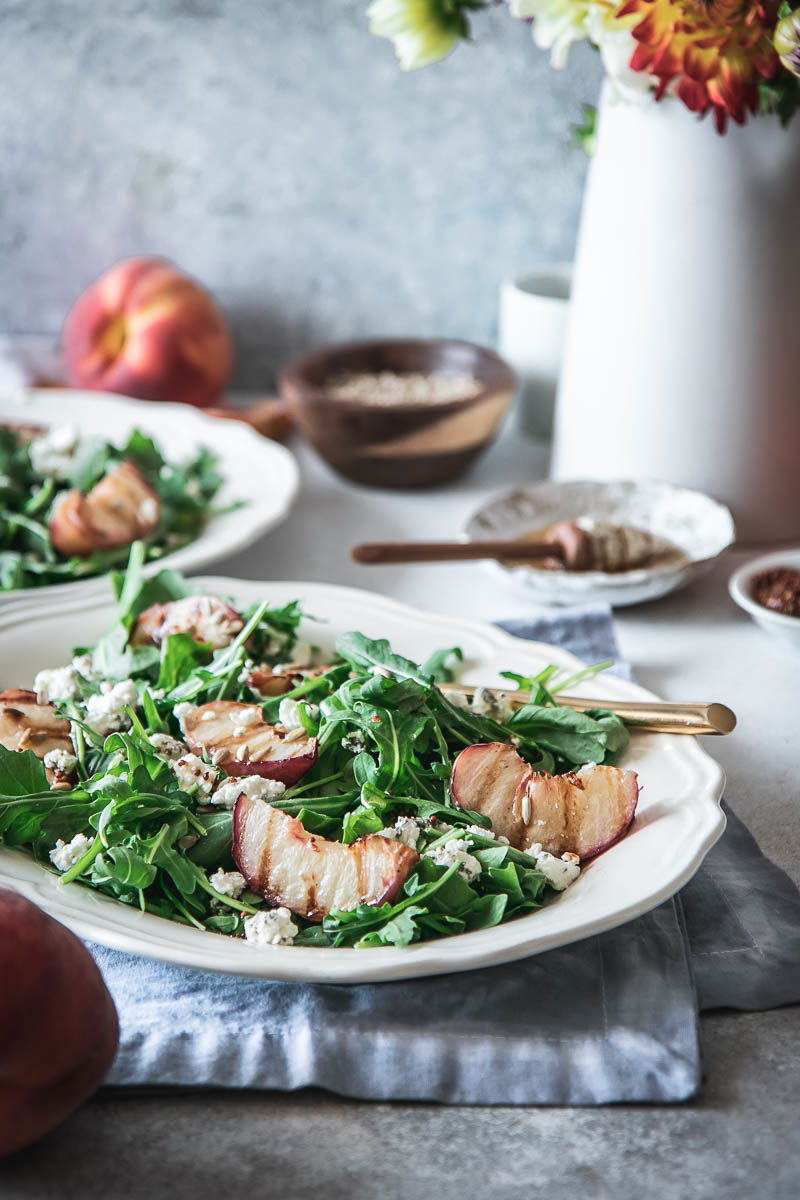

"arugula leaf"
[157,632,210,693]
[335,632,434,687]
[94,845,158,890]
[421,646,463,683]
[355,905,426,948]
[186,812,234,868]
[507,702,628,765]
[0,744,49,796]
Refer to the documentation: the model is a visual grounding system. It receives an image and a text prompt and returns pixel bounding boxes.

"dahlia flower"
[617,0,781,131]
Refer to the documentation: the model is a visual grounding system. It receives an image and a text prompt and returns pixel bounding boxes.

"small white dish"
[0,389,299,605]
[464,479,735,609]
[728,549,800,650]
[0,578,725,983]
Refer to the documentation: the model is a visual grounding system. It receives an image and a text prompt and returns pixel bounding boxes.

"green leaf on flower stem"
[571,103,597,155]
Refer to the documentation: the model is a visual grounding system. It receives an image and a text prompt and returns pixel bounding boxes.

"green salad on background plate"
[0,421,224,591]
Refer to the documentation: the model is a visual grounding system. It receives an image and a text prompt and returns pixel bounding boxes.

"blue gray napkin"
[89,607,800,1105]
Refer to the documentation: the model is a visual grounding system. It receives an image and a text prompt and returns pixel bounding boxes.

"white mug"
[498,265,571,440]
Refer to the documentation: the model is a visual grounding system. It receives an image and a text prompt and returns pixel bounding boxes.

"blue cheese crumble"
[209,868,246,898]
[34,665,80,705]
[29,424,79,480]
[210,775,286,809]
[244,908,298,946]
[341,730,366,754]
[171,753,219,796]
[148,733,187,761]
[43,748,78,775]
[278,698,320,730]
[526,843,581,891]
[85,679,138,735]
[230,706,261,737]
[379,815,425,851]
[49,831,92,872]
[424,837,482,882]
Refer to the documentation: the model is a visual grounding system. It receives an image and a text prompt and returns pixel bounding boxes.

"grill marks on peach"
[451,741,639,861]
[0,689,75,778]
[233,798,418,921]
[183,700,318,784]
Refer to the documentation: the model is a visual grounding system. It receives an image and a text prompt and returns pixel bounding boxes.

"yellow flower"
[617,0,780,130]
[367,0,468,70]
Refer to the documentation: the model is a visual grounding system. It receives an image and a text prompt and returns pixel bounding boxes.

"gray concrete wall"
[0,0,602,386]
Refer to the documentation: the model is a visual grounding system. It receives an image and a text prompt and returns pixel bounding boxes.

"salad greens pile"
[0,549,629,949]
[0,423,224,590]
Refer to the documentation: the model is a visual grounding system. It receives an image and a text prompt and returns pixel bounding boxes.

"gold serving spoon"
[437,683,736,736]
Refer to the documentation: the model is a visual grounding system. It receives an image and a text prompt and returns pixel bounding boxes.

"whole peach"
[0,887,119,1157]
[62,256,233,408]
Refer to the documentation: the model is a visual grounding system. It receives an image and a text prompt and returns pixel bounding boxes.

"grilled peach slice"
[50,460,161,557]
[233,796,418,921]
[450,741,638,860]
[183,700,317,784]
[132,595,243,649]
[246,665,327,697]
[0,689,75,781]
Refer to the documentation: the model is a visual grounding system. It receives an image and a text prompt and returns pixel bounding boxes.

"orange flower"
[616,0,781,131]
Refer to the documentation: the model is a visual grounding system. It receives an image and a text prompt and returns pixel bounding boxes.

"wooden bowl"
[279,338,515,488]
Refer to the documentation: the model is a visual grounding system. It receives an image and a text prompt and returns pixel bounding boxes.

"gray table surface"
[3,425,799,1198]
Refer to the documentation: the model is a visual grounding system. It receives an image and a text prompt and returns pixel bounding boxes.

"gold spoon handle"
[437,683,736,736]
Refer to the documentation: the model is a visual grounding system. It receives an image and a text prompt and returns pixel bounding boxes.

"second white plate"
[0,389,299,605]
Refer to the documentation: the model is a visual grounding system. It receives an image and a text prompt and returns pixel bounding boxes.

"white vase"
[551,85,800,543]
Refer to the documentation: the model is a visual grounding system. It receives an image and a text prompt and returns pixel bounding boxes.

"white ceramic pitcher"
[552,85,800,543]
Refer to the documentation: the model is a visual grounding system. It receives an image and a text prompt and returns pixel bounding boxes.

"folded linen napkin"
[89,607,800,1104]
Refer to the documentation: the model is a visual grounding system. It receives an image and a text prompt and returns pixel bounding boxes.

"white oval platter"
[0,578,726,983]
[0,389,299,605]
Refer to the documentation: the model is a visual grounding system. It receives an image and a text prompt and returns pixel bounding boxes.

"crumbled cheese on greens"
[465,823,509,845]
[379,815,424,850]
[526,843,581,891]
[424,837,482,882]
[173,702,195,728]
[29,424,78,480]
[34,665,79,705]
[209,868,246,899]
[210,775,286,809]
[278,698,319,730]
[43,748,77,775]
[244,907,298,946]
[85,679,138,735]
[49,832,92,872]
[171,753,219,796]
[341,730,366,754]
[149,733,187,761]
